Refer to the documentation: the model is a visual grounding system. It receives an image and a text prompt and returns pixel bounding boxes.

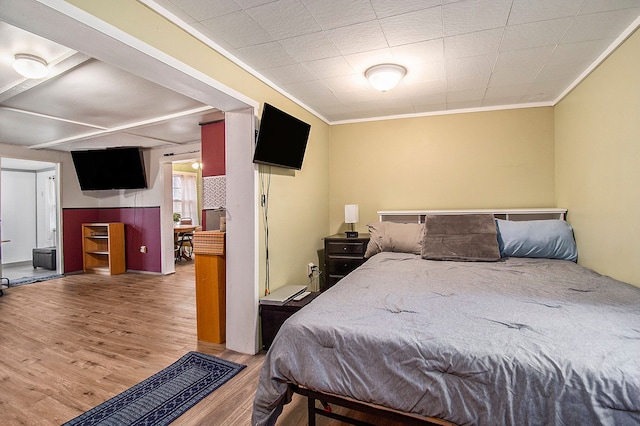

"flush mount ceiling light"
[13,53,48,79]
[365,64,406,92]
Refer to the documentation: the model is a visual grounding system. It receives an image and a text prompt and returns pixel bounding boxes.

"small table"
[259,292,321,350]
[324,234,370,290]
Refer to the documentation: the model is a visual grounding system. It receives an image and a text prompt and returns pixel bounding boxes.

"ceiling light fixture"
[365,64,406,92]
[13,53,48,79]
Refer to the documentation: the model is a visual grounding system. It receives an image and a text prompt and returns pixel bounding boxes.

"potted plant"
[173,213,181,224]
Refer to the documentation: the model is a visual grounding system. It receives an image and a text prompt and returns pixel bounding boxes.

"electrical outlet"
[307,262,315,277]
[140,245,147,253]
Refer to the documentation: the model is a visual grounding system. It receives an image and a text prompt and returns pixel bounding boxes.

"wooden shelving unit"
[82,223,125,275]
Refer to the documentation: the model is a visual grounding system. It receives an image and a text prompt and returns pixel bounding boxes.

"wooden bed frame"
[292,208,568,426]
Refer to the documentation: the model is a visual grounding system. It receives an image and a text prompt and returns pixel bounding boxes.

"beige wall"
[67,0,331,292]
[17,1,640,291]
[555,29,640,287]
[329,107,556,233]
[251,116,330,290]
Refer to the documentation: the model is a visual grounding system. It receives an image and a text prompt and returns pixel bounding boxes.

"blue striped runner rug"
[63,351,246,426]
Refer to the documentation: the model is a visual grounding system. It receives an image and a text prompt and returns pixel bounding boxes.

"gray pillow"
[495,219,578,262]
[421,214,501,262]
[365,222,425,258]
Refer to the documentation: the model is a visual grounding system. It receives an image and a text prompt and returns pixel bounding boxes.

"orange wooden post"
[193,231,226,343]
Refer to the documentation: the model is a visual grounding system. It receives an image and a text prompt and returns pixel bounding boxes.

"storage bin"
[33,247,56,270]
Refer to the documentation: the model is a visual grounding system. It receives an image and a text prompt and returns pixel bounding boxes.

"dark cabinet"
[324,234,370,290]
[260,292,320,350]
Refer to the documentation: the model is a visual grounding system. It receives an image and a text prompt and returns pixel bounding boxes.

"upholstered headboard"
[378,208,567,223]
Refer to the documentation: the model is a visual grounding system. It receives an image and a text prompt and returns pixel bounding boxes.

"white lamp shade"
[345,204,359,224]
[365,64,406,92]
[13,54,48,79]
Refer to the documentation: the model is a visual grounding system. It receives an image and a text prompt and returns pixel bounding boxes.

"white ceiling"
[148,0,640,121]
[0,0,639,157]
[0,21,223,154]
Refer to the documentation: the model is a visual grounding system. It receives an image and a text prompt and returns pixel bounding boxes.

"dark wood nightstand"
[324,233,370,290]
[260,292,321,350]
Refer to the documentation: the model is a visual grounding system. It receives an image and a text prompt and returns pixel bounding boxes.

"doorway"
[0,158,61,284]
[3,1,260,355]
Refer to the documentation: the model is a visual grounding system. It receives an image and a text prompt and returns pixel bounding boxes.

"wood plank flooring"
[0,261,408,425]
[0,261,263,425]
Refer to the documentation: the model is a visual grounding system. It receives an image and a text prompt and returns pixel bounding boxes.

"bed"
[252,209,640,425]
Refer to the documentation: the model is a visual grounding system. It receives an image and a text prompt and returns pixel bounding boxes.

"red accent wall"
[63,207,162,274]
[201,121,225,177]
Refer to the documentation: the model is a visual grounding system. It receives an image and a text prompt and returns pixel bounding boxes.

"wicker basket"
[193,231,225,255]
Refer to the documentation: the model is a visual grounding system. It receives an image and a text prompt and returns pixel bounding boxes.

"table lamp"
[345,204,359,238]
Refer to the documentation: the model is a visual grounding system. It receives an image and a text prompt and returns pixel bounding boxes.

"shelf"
[84,266,111,275]
[82,223,125,275]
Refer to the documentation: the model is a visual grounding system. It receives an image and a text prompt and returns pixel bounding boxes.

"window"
[172,172,198,224]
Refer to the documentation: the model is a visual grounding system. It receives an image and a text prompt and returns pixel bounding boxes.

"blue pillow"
[495,219,578,262]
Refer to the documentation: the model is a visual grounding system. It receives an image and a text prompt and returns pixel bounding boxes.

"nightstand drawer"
[326,241,366,255]
[323,234,370,290]
[327,257,364,275]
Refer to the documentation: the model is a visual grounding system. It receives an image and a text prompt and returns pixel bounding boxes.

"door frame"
[1,2,260,355]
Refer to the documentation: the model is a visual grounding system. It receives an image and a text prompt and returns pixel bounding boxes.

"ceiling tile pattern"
[0,0,638,153]
[154,0,640,121]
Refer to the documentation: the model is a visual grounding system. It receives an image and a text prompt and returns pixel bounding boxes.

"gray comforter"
[252,253,640,425]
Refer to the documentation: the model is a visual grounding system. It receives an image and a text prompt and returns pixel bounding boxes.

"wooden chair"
[176,218,195,260]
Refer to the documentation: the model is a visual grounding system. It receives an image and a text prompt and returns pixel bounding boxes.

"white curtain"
[172,172,199,225]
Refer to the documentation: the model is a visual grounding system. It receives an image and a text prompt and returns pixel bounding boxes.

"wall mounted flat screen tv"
[71,147,148,190]
[253,103,311,170]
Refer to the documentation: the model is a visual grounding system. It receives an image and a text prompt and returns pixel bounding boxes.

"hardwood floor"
[0,261,409,426]
[0,261,262,425]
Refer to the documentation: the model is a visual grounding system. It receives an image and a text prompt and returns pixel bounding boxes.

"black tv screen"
[253,103,311,170]
[71,147,148,190]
